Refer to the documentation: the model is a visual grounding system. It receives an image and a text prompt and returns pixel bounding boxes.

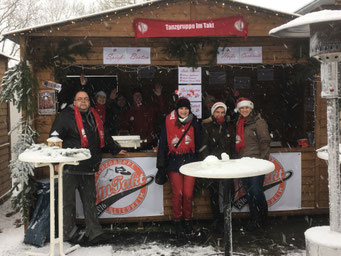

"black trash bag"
[24,180,57,247]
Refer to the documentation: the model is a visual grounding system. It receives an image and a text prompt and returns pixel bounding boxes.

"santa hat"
[234,97,254,113]
[211,102,227,115]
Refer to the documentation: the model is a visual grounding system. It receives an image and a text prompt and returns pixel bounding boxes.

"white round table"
[19,145,90,256]
[180,156,275,256]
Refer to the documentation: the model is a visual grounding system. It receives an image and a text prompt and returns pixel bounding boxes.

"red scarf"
[74,106,105,148]
[236,117,246,153]
[95,104,106,122]
[215,117,225,125]
[166,110,195,154]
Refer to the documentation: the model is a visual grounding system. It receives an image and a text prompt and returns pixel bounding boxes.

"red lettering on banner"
[130,53,149,60]
[97,172,146,201]
[133,17,247,39]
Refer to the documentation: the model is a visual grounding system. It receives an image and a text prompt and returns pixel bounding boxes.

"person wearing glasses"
[49,91,126,246]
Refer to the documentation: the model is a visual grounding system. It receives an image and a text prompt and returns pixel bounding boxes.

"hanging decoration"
[0,61,39,119]
[9,121,39,224]
[0,60,39,223]
[29,38,92,84]
[163,37,220,67]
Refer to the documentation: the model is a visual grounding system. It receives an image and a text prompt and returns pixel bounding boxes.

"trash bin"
[24,179,57,247]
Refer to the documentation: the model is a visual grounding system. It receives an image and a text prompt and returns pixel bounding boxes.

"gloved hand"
[155,168,168,185]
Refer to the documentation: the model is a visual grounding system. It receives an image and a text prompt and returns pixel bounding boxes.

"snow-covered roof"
[233,0,300,16]
[269,10,341,38]
[295,0,334,15]
[2,0,298,42]
[2,0,161,38]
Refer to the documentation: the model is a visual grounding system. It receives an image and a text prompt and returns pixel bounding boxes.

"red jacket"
[166,110,195,154]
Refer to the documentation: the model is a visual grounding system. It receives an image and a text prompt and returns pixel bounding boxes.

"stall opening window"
[57,75,118,110]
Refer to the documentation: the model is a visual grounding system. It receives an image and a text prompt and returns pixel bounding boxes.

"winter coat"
[49,105,121,174]
[200,117,236,160]
[236,113,271,160]
[104,99,129,136]
[120,95,167,147]
[157,112,201,173]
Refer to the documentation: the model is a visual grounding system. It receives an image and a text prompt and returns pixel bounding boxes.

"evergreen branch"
[0,61,39,119]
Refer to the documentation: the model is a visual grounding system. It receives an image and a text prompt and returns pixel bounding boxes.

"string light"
[61,62,302,73]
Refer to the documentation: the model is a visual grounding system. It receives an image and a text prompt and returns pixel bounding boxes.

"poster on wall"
[217,47,240,64]
[239,47,262,63]
[103,47,151,65]
[177,85,202,101]
[38,90,56,115]
[217,46,263,64]
[190,101,202,119]
[232,152,301,212]
[178,67,202,84]
[76,157,163,219]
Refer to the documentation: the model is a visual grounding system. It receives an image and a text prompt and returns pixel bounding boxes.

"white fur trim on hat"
[234,99,254,113]
[211,102,227,116]
[95,90,106,98]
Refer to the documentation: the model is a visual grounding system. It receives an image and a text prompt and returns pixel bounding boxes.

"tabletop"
[180,156,275,179]
[19,144,91,164]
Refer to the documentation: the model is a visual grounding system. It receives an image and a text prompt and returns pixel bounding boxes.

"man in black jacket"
[50,91,125,246]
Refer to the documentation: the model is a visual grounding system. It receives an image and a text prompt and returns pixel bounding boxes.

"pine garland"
[33,38,91,83]
[163,38,219,67]
[0,61,39,119]
[9,120,39,224]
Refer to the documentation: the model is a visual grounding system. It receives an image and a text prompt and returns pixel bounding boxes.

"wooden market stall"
[0,52,12,201]
[2,0,329,222]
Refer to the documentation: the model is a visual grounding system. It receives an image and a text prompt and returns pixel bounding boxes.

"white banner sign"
[190,101,202,119]
[232,152,301,212]
[177,85,202,101]
[103,47,151,64]
[76,157,163,219]
[178,67,202,84]
[239,47,262,63]
[217,47,262,64]
[217,47,240,64]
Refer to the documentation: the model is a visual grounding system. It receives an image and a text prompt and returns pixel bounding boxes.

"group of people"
[49,87,270,246]
[155,96,271,237]
[93,83,168,149]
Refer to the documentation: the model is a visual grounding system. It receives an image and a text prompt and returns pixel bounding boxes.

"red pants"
[168,172,196,220]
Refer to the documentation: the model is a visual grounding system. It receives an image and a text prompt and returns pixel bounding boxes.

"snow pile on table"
[19,144,91,163]
[180,153,275,179]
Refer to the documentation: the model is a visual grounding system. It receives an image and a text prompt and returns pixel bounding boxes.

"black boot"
[174,219,184,237]
[183,219,193,235]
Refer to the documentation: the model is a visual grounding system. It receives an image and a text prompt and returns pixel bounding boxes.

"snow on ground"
[0,198,306,255]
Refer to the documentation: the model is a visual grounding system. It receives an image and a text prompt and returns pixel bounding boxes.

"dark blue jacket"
[157,115,200,173]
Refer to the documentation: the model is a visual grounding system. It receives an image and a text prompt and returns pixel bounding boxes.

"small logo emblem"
[234,19,244,32]
[138,22,148,34]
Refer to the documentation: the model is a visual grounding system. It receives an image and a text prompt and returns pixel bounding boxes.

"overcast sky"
[235,0,314,13]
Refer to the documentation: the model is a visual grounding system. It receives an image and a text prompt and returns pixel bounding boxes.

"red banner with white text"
[133,16,247,39]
